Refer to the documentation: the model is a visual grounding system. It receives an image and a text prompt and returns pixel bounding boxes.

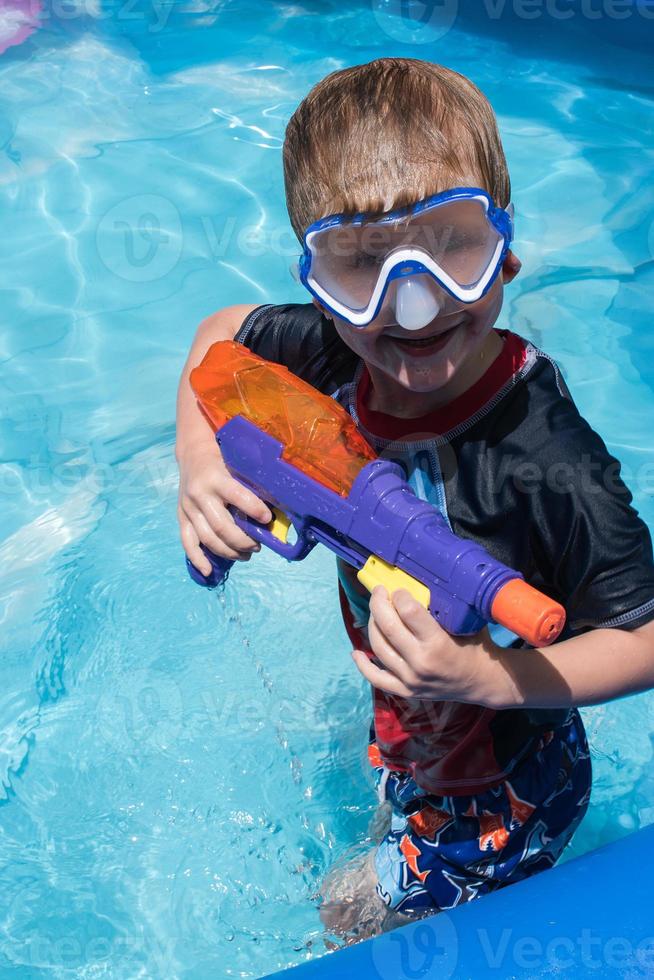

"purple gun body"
[187,416,521,637]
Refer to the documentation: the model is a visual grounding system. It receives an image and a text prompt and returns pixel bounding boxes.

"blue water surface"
[1,1,654,977]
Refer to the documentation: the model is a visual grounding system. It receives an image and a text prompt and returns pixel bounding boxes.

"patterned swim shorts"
[371,709,592,915]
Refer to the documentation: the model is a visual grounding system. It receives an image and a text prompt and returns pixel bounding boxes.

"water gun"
[186,341,566,647]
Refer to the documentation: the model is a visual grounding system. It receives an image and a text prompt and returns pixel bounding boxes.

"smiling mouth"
[385,319,464,352]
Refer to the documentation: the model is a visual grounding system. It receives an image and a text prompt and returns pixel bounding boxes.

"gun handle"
[186,507,315,589]
[491,578,566,647]
[186,547,234,589]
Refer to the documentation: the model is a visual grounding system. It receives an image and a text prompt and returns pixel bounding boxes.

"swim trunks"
[370,709,592,915]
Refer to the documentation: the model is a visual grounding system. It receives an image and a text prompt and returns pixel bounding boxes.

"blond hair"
[283,58,511,240]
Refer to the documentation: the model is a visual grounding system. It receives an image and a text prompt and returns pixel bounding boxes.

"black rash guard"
[234,302,654,795]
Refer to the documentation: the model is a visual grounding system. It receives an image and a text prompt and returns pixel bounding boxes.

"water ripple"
[1,3,654,977]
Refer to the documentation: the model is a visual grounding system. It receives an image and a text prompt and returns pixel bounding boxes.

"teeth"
[394,327,453,346]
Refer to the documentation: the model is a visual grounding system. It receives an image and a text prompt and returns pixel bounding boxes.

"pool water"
[1,2,654,977]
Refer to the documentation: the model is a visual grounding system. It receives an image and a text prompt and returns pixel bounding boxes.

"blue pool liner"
[270,825,654,979]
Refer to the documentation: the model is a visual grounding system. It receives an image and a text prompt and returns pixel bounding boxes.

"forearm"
[175,304,256,464]
[482,620,654,710]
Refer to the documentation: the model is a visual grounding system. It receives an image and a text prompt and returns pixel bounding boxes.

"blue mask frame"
[296,187,514,328]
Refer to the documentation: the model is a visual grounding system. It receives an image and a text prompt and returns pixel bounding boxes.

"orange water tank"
[190,340,377,497]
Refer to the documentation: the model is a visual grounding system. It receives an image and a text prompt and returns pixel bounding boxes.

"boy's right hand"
[177,444,273,577]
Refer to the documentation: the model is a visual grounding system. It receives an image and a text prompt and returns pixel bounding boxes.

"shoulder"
[235,302,324,346]
[196,303,260,340]
[484,331,602,460]
[456,331,634,523]
[233,301,360,395]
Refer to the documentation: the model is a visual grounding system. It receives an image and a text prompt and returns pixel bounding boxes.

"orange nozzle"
[190,340,377,497]
[491,578,566,647]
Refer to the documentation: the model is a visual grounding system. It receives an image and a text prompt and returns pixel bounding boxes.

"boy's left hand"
[351,585,498,704]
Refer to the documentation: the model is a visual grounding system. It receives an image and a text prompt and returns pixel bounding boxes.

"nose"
[393,276,443,331]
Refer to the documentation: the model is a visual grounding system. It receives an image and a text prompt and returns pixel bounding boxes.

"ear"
[502,250,522,284]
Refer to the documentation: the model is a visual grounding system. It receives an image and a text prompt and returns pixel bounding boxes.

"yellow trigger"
[268,507,292,543]
[357,556,430,608]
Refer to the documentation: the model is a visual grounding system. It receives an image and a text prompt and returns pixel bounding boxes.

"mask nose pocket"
[393,276,442,331]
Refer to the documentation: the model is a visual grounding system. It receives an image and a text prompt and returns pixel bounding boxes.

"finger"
[179,518,213,576]
[369,586,419,656]
[191,509,256,562]
[221,478,272,525]
[367,617,414,686]
[199,497,263,554]
[350,650,415,699]
[391,589,442,644]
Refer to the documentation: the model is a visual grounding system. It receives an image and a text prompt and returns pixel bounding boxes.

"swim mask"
[294,187,514,330]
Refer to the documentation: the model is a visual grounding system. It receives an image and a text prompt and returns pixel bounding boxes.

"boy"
[176,59,654,942]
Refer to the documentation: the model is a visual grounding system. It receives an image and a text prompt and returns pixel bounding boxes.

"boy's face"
[316,251,521,395]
